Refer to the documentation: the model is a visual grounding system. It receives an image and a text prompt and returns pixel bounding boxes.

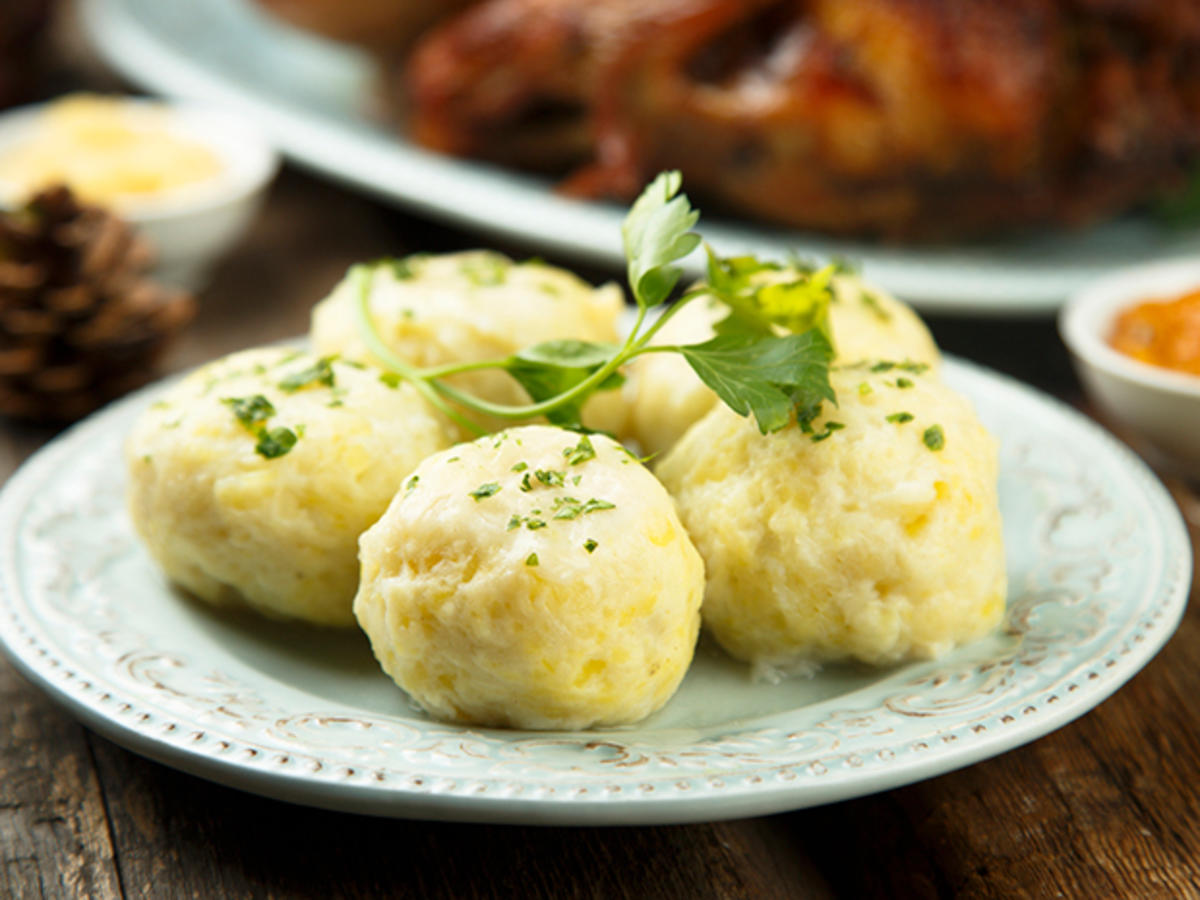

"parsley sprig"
[355,171,837,435]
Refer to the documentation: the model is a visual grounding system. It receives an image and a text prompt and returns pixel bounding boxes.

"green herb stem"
[416,357,513,380]
[426,329,642,421]
[352,266,486,436]
[355,264,646,425]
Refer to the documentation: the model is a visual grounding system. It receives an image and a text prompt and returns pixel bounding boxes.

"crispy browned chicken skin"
[404,0,1200,238]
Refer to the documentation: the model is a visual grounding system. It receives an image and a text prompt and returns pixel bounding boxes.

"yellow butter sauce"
[0,94,222,209]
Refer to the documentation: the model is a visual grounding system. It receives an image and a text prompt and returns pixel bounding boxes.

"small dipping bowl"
[1060,258,1200,480]
[0,96,279,288]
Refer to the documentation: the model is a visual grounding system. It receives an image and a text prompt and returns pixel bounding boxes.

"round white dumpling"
[311,251,625,434]
[618,274,941,458]
[657,364,1006,673]
[825,275,940,369]
[598,295,726,456]
[354,425,705,730]
[126,347,454,626]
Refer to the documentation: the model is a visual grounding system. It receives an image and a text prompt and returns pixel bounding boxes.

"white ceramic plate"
[79,0,1200,315]
[0,357,1189,824]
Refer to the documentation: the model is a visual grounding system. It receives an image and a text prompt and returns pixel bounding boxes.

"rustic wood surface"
[2,9,1199,899]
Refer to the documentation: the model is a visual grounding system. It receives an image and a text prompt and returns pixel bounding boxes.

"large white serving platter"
[80,0,1200,315]
[0,356,1190,824]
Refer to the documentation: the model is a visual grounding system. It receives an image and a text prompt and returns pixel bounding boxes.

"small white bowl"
[0,98,279,288]
[1060,258,1200,480]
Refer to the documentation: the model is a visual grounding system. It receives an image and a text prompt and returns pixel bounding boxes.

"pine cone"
[0,185,195,422]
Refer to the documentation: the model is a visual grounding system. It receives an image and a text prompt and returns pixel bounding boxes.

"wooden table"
[3,21,1200,899]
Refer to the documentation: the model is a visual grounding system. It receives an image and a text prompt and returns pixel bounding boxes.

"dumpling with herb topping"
[613,272,941,458]
[354,424,705,730]
[125,347,454,626]
[310,251,625,434]
[657,363,1006,675]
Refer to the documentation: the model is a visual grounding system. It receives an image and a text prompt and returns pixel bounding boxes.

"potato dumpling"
[354,425,705,729]
[126,347,453,626]
[657,363,1006,674]
[310,251,625,434]
[618,274,941,458]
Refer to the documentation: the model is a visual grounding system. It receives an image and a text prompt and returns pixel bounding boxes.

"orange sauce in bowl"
[1109,288,1200,377]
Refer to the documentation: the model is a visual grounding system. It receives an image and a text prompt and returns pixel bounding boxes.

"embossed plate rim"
[0,356,1191,824]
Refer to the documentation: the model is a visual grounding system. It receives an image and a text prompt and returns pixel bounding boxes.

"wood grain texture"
[0,431,123,900]
[87,732,836,900]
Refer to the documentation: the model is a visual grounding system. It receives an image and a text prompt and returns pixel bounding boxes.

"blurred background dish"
[0,93,278,286]
[80,0,1200,314]
[1061,258,1200,481]
[402,0,1200,241]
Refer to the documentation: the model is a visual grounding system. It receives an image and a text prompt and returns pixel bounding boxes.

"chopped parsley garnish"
[551,497,585,520]
[886,412,914,424]
[519,473,533,492]
[379,372,402,389]
[895,377,913,389]
[563,435,596,466]
[461,255,509,286]
[406,475,419,492]
[279,356,336,393]
[525,553,539,567]
[860,290,891,322]
[255,426,298,459]
[811,421,845,442]
[923,424,946,451]
[534,469,564,487]
[504,496,616,534]
[224,395,300,459]
[511,461,528,472]
[584,539,598,554]
[224,394,275,428]
[858,382,873,396]
[870,360,930,375]
[469,482,502,501]
[370,253,426,281]
[506,512,549,531]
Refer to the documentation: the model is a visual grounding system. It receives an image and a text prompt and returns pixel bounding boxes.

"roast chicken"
[403,0,1200,238]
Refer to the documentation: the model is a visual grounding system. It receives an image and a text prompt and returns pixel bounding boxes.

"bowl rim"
[0,94,280,222]
[1059,256,1200,399]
